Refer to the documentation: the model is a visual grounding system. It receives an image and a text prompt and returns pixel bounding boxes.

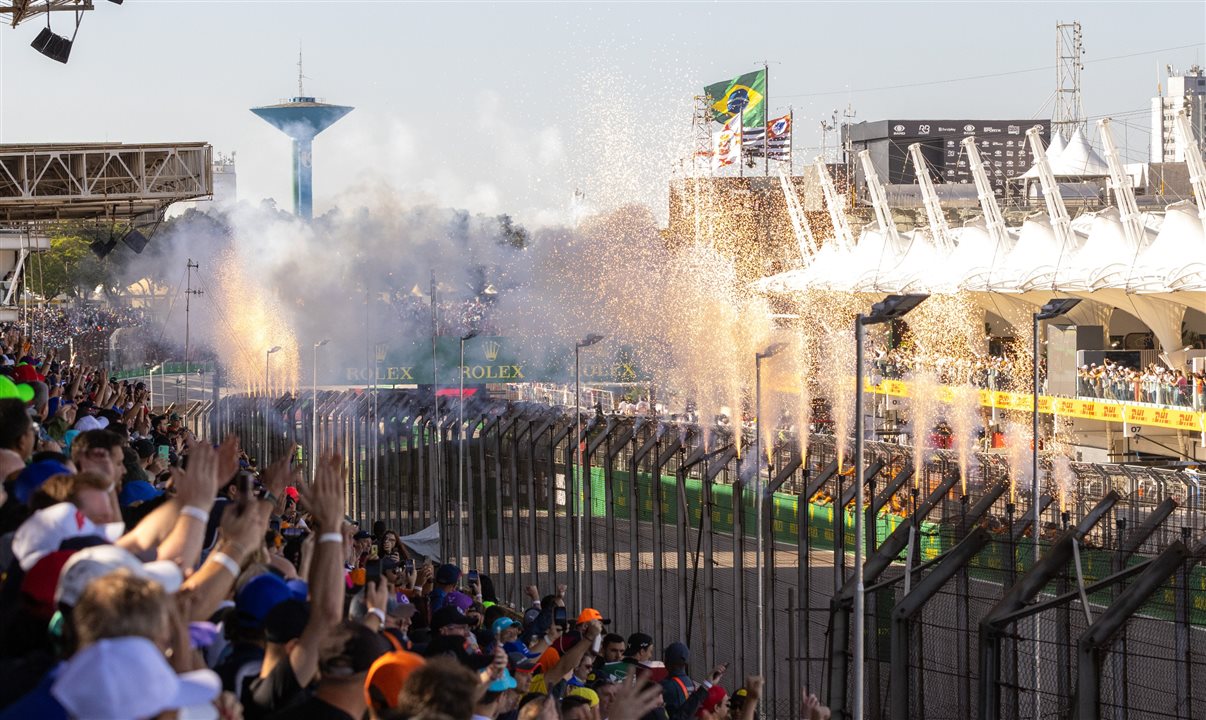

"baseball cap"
[489,668,518,693]
[445,590,474,612]
[119,479,164,507]
[699,685,727,716]
[12,502,123,571]
[264,598,310,644]
[20,550,76,618]
[387,596,416,619]
[353,530,373,541]
[430,605,470,631]
[73,415,110,432]
[492,617,522,636]
[664,642,690,665]
[434,563,461,585]
[56,543,184,607]
[51,637,220,719]
[365,651,425,712]
[625,632,653,657]
[235,574,293,628]
[13,460,73,505]
[577,608,610,625]
[285,578,309,601]
[320,621,391,678]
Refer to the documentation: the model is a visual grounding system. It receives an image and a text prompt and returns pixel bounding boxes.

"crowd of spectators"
[871,347,1029,392]
[0,335,833,720]
[1076,360,1205,410]
[6,305,151,355]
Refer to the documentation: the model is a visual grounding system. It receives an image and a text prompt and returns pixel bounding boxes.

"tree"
[37,226,119,301]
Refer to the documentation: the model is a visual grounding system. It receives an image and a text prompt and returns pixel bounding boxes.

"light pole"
[1031,297,1079,718]
[854,293,927,720]
[458,330,479,569]
[574,333,605,601]
[312,339,329,482]
[265,346,281,462]
[754,341,786,681]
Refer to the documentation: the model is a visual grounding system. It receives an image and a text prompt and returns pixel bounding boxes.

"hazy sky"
[1,1,1202,225]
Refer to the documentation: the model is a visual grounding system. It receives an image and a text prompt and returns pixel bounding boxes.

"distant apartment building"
[1151,65,1205,162]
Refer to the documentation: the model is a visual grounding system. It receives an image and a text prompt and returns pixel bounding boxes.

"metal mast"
[1174,110,1206,223]
[778,170,818,262]
[907,143,952,250]
[183,259,202,410]
[1026,125,1074,251]
[962,137,1010,248]
[858,149,901,251]
[1097,118,1145,248]
[816,158,854,251]
[1053,21,1085,140]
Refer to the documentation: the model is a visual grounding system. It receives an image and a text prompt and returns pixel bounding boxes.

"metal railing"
[187,388,1206,720]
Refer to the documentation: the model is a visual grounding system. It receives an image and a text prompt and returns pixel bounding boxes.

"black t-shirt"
[266,696,354,720]
[243,656,306,720]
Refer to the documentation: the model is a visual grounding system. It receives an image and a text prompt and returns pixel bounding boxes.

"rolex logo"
[483,340,500,362]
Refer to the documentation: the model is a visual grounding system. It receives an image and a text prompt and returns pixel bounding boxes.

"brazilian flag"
[705,69,767,127]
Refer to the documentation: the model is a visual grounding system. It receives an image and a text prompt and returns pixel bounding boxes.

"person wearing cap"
[242,452,349,719]
[495,616,535,658]
[624,632,655,664]
[0,572,196,720]
[661,643,729,720]
[365,650,425,719]
[600,632,626,663]
[266,620,390,720]
[429,562,462,614]
[527,617,604,699]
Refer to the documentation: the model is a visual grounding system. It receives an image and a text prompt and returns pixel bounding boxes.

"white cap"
[52,636,220,719]
[74,415,110,432]
[12,502,123,571]
[56,543,184,607]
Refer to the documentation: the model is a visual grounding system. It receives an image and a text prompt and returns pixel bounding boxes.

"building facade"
[1150,65,1206,163]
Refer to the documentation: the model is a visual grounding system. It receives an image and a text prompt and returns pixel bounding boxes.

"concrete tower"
[251,51,352,219]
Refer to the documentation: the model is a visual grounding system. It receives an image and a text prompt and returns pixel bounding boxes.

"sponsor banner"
[864,378,1205,432]
[339,336,646,387]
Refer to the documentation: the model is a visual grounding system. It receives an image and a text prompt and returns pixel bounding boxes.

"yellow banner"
[866,379,1206,433]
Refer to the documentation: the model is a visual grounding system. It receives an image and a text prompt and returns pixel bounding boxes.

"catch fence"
[183,389,1206,720]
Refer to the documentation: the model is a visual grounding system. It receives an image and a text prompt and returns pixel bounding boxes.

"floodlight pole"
[312,340,328,482]
[574,334,604,602]
[853,312,868,720]
[754,341,785,681]
[853,295,927,720]
[1030,297,1079,720]
[458,332,478,569]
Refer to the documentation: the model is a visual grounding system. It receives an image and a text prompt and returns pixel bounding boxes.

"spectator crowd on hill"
[0,334,834,720]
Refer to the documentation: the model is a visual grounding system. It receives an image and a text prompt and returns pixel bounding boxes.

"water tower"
[251,53,352,220]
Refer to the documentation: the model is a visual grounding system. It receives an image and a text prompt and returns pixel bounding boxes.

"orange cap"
[576,608,610,625]
[365,650,425,712]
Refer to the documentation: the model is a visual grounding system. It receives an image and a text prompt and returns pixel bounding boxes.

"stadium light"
[574,332,605,602]
[458,330,480,568]
[853,293,927,720]
[754,340,787,681]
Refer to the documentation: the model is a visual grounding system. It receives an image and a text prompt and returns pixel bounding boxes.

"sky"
[1,1,1202,226]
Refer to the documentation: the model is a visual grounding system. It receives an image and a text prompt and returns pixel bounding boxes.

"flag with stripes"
[743,114,791,160]
[712,113,742,171]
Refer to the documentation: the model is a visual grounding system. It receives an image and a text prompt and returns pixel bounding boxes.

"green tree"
[37,224,121,301]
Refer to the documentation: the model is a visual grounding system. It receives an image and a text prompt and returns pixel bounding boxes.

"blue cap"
[118,479,164,507]
[492,617,522,637]
[488,669,518,693]
[664,642,690,665]
[14,460,73,504]
[236,574,293,627]
[286,579,309,601]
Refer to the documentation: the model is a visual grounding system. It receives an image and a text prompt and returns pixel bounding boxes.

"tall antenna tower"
[691,95,714,176]
[1053,21,1085,140]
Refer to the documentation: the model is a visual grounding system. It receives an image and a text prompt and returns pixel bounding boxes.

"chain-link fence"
[184,388,1206,720]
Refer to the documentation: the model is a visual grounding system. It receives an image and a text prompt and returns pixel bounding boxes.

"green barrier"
[586,467,942,559]
[111,361,214,380]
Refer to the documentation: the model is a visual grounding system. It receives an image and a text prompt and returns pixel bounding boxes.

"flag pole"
[764,62,770,177]
[739,115,744,179]
[789,106,794,173]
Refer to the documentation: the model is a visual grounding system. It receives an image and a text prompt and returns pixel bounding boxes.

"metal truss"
[0,142,213,222]
[0,0,91,28]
